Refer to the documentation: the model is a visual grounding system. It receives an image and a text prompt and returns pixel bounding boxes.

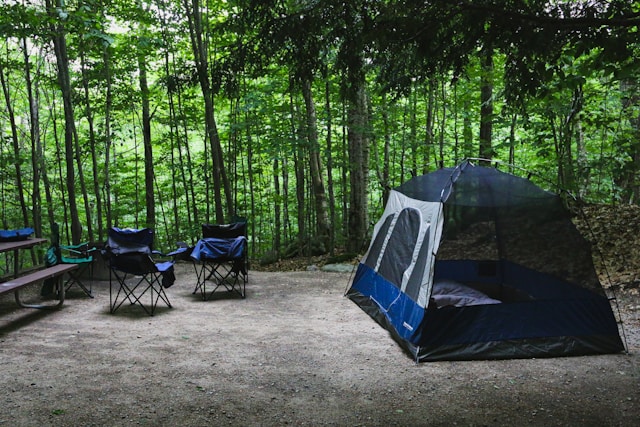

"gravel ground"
[0,263,638,427]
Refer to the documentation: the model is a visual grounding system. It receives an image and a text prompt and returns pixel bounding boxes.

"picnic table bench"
[0,238,77,309]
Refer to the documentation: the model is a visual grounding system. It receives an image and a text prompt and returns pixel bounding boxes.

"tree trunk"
[301,78,330,251]
[183,0,232,223]
[0,60,29,228]
[553,86,583,194]
[79,51,97,241]
[347,82,370,253]
[174,59,199,227]
[50,96,69,231]
[138,47,155,230]
[463,97,473,159]
[272,157,281,256]
[379,93,391,205]
[508,112,517,166]
[438,81,447,168]
[410,85,418,176]
[103,45,113,232]
[21,37,43,237]
[290,88,306,255]
[425,80,435,172]
[479,44,494,163]
[324,73,336,254]
[47,0,82,243]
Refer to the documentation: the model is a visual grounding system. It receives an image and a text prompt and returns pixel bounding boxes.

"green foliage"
[0,0,638,256]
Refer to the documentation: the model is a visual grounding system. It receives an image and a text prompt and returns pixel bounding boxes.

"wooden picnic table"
[0,237,77,309]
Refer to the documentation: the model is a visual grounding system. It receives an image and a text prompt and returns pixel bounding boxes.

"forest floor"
[0,204,639,426]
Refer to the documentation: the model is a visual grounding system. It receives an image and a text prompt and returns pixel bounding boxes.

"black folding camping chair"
[104,227,175,315]
[191,221,248,300]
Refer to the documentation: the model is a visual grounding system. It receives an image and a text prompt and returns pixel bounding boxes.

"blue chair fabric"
[190,222,249,299]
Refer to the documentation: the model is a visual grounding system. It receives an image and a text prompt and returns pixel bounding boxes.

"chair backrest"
[202,222,247,239]
[107,227,154,255]
[43,223,62,266]
[106,227,158,274]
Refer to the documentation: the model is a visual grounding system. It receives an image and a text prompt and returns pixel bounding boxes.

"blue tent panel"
[351,264,425,342]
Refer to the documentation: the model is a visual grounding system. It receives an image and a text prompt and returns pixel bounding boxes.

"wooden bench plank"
[1,264,77,310]
[0,263,78,295]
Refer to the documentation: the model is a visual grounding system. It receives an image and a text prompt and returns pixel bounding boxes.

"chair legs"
[64,262,94,298]
[193,260,247,300]
[109,269,172,316]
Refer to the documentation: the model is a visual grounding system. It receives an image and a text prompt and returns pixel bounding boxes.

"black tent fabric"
[347,160,625,361]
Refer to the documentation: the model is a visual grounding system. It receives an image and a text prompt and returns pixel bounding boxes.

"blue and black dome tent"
[346,160,625,362]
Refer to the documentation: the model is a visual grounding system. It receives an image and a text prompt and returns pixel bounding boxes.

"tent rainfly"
[346,160,625,362]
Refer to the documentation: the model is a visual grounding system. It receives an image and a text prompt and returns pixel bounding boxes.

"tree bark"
[21,37,43,237]
[79,50,97,241]
[0,60,29,229]
[301,78,330,251]
[379,92,391,205]
[138,46,155,230]
[47,0,82,243]
[479,44,494,163]
[103,44,113,232]
[347,82,370,253]
[183,0,232,223]
[424,80,435,172]
[324,73,337,254]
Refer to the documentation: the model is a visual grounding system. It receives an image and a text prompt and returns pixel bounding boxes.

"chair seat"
[61,255,93,264]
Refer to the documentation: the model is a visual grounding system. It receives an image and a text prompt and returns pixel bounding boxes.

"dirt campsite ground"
[0,259,638,427]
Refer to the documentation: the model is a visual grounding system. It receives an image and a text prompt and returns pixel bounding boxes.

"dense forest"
[0,1,639,262]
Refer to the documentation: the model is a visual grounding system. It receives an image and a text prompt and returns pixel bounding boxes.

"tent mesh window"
[377,208,420,289]
[364,214,394,270]
[434,166,603,296]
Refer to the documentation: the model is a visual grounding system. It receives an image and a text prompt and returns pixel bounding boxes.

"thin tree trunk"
[138,47,155,230]
[508,112,517,166]
[553,86,583,193]
[183,0,232,223]
[438,81,447,168]
[347,82,370,253]
[30,48,54,235]
[301,78,330,251]
[79,50,97,241]
[425,80,435,172]
[479,44,494,163]
[410,84,418,175]
[272,157,281,256]
[463,96,473,159]
[340,102,349,246]
[21,37,43,237]
[290,87,306,255]
[0,60,29,228]
[47,0,82,243]
[378,92,391,205]
[164,56,181,235]
[244,106,257,257]
[103,45,113,232]
[49,90,69,231]
[282,144,291,245]
[324,74,336,254]
[173,52,198,227]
